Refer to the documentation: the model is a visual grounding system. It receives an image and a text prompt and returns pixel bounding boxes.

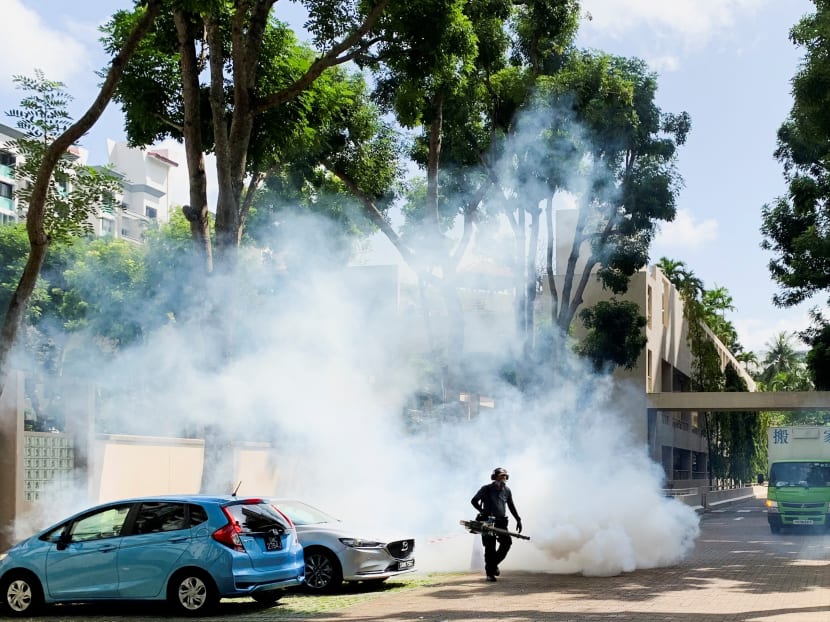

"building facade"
[545,209,756,488]
[0,125,180,242]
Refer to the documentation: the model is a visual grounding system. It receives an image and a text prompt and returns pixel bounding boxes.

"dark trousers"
[481,517,512,575]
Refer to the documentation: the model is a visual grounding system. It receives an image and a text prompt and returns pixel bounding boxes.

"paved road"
[7,497,830,621]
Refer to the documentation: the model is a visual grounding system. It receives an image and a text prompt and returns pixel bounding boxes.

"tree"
[657,257,703,300]
[802,311,830,389]
[701,285,739,350]
[574,299,647,372]
[0,1,160,399]
[104,0,392,272]
[534,53,689,336]
[761,1,830,374]
[758,331,807,387]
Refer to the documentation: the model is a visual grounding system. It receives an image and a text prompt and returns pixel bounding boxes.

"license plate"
[792,519,814,525]
[265,533,282,551]
[398,559,414,570]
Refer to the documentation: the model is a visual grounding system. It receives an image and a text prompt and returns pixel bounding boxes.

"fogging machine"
[460,518,530,540]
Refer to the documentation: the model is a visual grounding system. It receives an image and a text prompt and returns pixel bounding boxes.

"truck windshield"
[770,461,830,487]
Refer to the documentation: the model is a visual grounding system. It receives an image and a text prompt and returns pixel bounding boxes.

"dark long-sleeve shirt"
[471,483,520,521]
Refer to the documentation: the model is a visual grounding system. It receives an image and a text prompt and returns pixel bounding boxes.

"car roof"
[108,494,271,505]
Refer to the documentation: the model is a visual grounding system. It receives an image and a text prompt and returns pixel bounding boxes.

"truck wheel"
[769,522,781,534]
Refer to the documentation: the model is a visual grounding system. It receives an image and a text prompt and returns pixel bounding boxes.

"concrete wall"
[0,371,285,550]
[0,372,24,551]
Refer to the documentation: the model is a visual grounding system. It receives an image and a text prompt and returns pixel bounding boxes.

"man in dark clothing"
[471,467,522,581]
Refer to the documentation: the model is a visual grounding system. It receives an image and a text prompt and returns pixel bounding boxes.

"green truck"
[766,425,830,533]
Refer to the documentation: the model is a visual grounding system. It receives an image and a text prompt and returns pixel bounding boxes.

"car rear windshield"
[273,500,337,525]
[225,502,288,534]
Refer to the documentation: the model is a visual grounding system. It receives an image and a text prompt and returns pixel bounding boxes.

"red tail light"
[212,508,244,552]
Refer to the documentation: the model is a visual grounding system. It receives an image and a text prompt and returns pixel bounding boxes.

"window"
[101,218,115,235]
[0,151,15,167]
[68,505,131,542]
[189,504,208,527]
[646,285,653,328]
[132,502,186,534]
[225,503,287,534]
[145,206,157,219]
[0,182,12,199]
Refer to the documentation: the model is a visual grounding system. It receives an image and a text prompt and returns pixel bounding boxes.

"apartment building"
[0,123,24,225]
[101,140,179,241]
[0,124,180,241]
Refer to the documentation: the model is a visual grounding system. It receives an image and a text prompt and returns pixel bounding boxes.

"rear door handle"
[168,536,188,543]
[97,545,117,553]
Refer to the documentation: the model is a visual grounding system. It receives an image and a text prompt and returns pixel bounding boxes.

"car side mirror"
[56,532,72,551]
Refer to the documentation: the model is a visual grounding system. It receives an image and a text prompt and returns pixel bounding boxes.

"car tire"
[1,571,44,617]
[167,569,218,616]
[303,547,343,593]
[251,590,283,606]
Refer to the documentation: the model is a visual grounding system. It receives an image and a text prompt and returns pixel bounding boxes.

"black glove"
[515,519,523,533]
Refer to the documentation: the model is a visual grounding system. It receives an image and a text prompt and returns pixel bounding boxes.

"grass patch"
[262,572,455,617]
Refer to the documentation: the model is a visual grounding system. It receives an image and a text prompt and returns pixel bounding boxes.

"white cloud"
[647,55,680,73]
[735,302,830,355]
[580,0,768,49]
[0,0,90,95]
[735,309,812,355]
[653,208,718,251]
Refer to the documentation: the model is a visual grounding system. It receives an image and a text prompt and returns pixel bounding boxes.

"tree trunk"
[174,10,213,273]
[525,203,541,352]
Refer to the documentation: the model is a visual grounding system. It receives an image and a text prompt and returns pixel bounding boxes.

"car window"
[225,503,287,534]
[275,500,337,525]
[189,503,208,527]
[69,505,131,542]
[132,502,187,534]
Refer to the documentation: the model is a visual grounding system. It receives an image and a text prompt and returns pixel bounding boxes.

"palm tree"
[657,257,704,301]
[759,332,805,387]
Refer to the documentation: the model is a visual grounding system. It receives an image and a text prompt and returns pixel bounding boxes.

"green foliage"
[372,0,479,127]
[59,238,148,345]
[5,70,122,242]
[761,2,830,387]
[658,257,742,352]
[757,331,811,389]
[574,298,647,371]
[530,52,687,316]
[0,223,49,323]
[101,9,185,147]
[802,311,830,389]
[0,214,202,369]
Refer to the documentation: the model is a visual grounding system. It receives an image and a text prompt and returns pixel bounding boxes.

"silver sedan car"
[271,499,415,593]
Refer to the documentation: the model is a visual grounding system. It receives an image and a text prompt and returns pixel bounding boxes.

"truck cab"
[766,426,830,533]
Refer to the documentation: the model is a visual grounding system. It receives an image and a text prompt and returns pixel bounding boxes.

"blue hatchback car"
[0,494,305,617]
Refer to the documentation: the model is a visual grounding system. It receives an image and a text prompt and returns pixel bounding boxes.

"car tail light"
[213,508,245,552]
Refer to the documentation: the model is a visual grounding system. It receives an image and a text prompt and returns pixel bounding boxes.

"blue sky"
[0,0,823,355]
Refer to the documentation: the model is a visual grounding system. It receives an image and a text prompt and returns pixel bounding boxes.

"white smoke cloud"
[45,219,699,577]
[8,91,701,579]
